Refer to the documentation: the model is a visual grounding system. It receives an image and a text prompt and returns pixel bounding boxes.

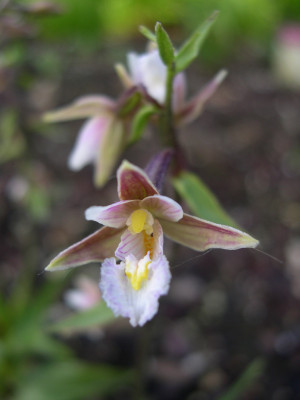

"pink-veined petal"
[94,118,125,188]
[43,95,115,122]
[172,72,187,113]
[115,230,145,261]
[160,213,259,252]
[115,220,164,261]
[45,226,125,271]
[68,116,111,171]
[85,200,139,228]
[99,255,171,327]
[177,69,227,125]
[141,195,183,222]
[117,160,158,201]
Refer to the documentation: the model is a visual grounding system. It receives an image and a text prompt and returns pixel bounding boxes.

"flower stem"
[163,62,176,147]
[160,63,186,174]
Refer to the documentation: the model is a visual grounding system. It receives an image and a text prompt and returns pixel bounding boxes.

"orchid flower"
[44,95,128,187]
[46,161,258,327]
[65,275,102,311]
[115,49,227,125]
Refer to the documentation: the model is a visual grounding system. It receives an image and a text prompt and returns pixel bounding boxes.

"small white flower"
[127,50,167,104]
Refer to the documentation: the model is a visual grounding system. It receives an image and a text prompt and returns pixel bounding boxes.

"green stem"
[160,63,186,174]
[162,63,176,147]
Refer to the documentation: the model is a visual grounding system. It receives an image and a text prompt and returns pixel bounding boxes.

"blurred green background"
[21,0,300,61]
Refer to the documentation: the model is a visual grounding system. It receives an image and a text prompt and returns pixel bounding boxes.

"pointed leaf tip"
[175,11,219,72]
[139,25,156,42]
[155,22,175,66]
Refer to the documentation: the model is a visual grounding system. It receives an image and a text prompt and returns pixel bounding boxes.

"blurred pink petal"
[44,95,115,122]
[68,116,111,171]
[178,69,227,125]
[65,276,101,310]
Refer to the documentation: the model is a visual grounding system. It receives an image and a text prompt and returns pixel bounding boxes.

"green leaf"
[139,25,156,42]
[128,105,156,145]
[14,361,133,400]
[117,91,141,118]
[50,302,115,334]
[175,11,219,72]
[218,358,265,400]
[155,22,175,66]
[172,171,237,227]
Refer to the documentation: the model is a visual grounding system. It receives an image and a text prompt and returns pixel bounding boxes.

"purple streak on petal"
[115,220,164,262]
[144,149,174,192]
[160,213,259,252]
[141,195,183,222]
[68,116,110,171]
[117,160,158,201]
[115,230,145,261]
[45,226,125,271]
[85,200,139,228]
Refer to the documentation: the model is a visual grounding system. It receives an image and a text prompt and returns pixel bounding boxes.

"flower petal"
[141,195,183,222]
[160,213,259,251]
[114,63,133,89]
[100,255,171,327]
[68,116,111,171]
[128,50,167,104]
[43,95,115,122]
[64,276,101,310]
[115,220,164,261]
[45,226,125,271]
[94,118,125,188]
[85,200,139,228]
[177,69,227,125]
[144,149,173,192]
[115,230,145,261]
[117,160,159,201]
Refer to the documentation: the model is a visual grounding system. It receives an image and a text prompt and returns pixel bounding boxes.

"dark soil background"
[1,39,300,399]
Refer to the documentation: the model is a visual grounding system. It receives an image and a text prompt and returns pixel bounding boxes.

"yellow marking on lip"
[130,209,148,233]
[143,231,154,259]
[125,256,151,291]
